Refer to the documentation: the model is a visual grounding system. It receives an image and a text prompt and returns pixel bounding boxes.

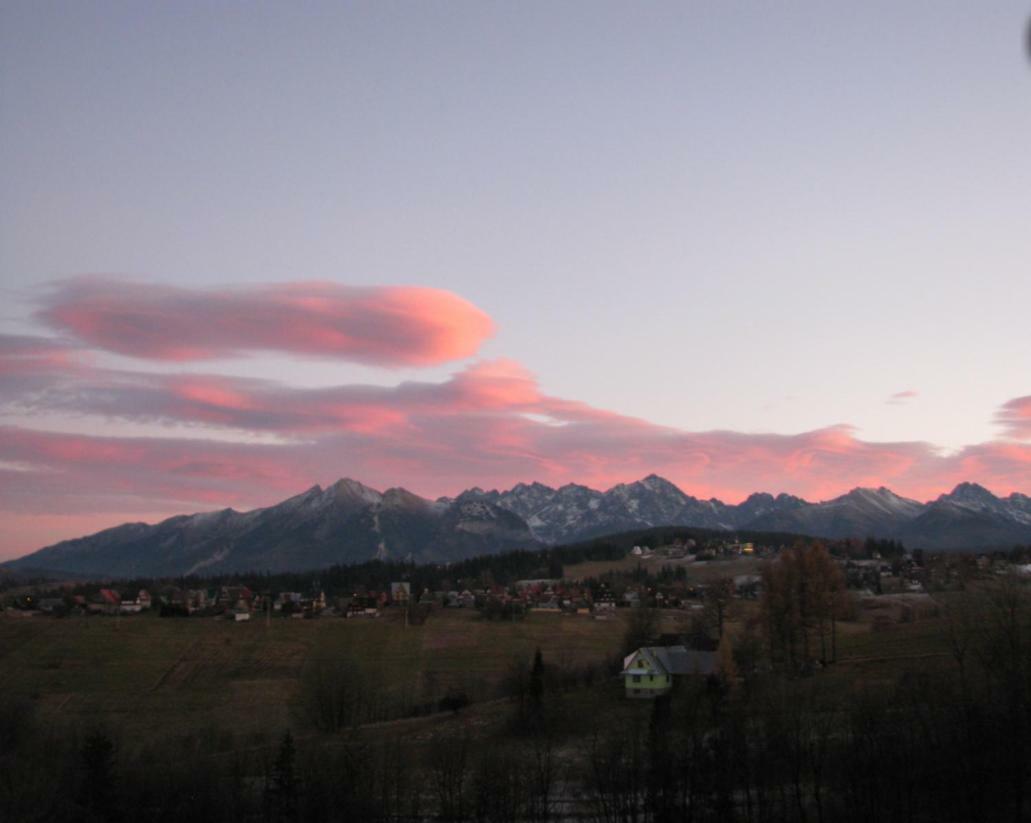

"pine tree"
[266,730,298,822]
[79,729,118,823]
[528,647,545,731]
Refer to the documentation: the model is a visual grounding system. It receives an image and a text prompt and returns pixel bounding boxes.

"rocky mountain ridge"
[458,475,1031,549]
[6,476,1030,577]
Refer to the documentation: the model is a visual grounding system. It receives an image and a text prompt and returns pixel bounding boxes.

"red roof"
[99,588,120,605]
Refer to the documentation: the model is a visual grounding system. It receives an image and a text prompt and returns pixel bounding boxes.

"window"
[632,674,641,683]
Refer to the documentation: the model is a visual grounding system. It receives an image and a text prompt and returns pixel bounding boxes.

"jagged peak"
[556,482,595,494]
[845,485,886,496]
[606,475,678,494]
[381,487,429,507]
[838,485,910,502]
[329,476,376,492]
[326,477,382,503]
[945,481,996,500]
[640,473,678,488]
[510,481,554,493]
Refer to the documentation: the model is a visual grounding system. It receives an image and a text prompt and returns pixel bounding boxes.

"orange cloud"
[39,278,495,366]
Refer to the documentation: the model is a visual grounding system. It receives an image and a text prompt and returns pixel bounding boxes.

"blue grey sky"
[4,2,1030,444]
[2,2,1031,556]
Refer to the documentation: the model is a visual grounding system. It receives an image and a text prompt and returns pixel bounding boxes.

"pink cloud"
[1,350,1030,558]
[996,395,1031,439]
[0,334,81,376]
[1,353,548,436]
[39,277,495,366]
[2,412,1028,561]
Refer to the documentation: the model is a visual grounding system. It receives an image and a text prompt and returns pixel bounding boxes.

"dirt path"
[149,636,201,691]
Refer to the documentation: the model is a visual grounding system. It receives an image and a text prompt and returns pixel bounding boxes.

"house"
[88,589,121,614]
[733,574,762,599]
[514,579,560,591]
[99,589,120,605]
[218,585,253,610]
[275,592,303,612]
[390,582,411,605]
[186,589,209,613]
[38,597,66,614]
[622,646,719,698]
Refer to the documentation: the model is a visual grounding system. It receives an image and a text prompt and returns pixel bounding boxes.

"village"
[5,537,819,621]
[5,536,1030,625]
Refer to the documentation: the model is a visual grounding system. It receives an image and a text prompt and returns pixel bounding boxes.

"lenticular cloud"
[39,277,495,366]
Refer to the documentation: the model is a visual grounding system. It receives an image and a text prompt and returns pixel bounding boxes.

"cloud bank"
[1,279,1029,559]
[39,278,495,366]
[2,349,1030,557]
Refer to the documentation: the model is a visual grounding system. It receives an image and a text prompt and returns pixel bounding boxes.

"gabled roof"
[623,645,718,676]
[98,588,121,605]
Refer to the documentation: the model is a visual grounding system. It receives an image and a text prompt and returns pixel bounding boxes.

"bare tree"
[300,655,371,731]
[704,578,735,640]
[431,732,470,821]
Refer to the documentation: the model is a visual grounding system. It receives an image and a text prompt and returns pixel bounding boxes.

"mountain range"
[5,475,1031,578]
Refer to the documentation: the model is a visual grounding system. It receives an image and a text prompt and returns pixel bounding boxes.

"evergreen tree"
[528,648,545,731]
[79,729,118,823]
[266,731,298,822]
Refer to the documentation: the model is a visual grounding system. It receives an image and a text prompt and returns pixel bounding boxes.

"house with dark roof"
[622,645,719,698]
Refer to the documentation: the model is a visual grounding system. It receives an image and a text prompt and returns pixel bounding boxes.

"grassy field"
[0,608,630,741]
[0,593,958,753]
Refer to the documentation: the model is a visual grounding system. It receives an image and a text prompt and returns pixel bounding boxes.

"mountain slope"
[746,487,924,540]
[7,477,1030,578]
[7,479,538,577]
[895,483,1031,550]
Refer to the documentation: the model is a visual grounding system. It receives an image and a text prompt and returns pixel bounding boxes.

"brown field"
[0,608,629,740]
[0,592,960,751]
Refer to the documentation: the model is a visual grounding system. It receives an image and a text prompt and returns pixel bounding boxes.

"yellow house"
[622,646,719,698]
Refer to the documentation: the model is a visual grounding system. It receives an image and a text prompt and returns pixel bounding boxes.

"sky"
[1,2,1030,560]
